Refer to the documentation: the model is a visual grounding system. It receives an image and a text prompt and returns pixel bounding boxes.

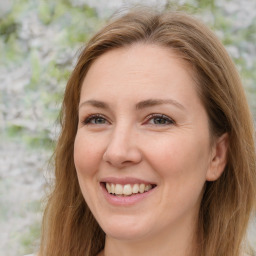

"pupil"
[96,118,104,124]
[155,118,165,124]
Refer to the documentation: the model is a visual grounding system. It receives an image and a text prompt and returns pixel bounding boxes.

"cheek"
[73,132,103,176]
[144,134,210,190]
[73,133,103,210]
[145,136,200,171]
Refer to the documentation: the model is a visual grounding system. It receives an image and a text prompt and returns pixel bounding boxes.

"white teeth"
[123,184,132,195]
[106,183,111,193]
[111,183,115,194]
[145,184,152,192]
[139,184,145,193]
[132,184,139,193]
[105,183,154,196]
[115,184,123,195]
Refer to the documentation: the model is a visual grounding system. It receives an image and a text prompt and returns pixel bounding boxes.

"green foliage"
[0,17,18,41]
[19,217,41,254]
[7,125,25,136]
[38,1,54,25]
[30,50,41,87]
[1,0,101,150]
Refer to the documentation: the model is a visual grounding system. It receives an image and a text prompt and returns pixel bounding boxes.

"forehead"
[79,43,205,116]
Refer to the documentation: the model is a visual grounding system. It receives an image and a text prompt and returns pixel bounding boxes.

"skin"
[74,44,228,256]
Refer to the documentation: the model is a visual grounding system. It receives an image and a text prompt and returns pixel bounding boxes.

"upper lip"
[100,177,157,185]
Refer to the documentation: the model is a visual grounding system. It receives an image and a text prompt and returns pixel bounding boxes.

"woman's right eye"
[82,114,109,125]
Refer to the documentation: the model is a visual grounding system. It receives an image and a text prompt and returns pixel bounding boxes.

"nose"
[103,125,142,168]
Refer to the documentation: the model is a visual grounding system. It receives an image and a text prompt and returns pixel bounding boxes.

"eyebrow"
[79,98,185,111]
[135,99,185,110]
[79,99,110,110]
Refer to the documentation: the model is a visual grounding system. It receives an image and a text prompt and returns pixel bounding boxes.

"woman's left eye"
[146,114,175,125]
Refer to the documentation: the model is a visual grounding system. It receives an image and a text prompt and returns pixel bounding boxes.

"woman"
[38,8,256,256]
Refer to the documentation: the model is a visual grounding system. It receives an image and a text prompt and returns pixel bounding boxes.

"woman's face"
[74,44,222,241]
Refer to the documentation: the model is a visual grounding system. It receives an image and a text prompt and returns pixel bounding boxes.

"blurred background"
[0,0,255,255]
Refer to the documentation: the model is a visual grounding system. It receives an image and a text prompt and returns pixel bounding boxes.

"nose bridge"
[112,122,128,141]
[103,121,141,167]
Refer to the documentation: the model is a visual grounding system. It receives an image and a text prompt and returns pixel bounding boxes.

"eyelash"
[145,114,175,126]
[82,114,108,125]
[82,113,175,126]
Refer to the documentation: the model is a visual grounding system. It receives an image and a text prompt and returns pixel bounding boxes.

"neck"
[103,218,198,256]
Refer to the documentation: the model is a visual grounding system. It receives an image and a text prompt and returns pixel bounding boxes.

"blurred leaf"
[38,0,54,25]
[19,220,41,254]
[7,125,25,136]
[30,50,41,87]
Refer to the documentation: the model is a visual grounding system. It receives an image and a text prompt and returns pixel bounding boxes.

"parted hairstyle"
[39,7,256,256]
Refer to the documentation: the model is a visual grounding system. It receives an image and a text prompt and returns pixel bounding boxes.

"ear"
[206,133,229,181]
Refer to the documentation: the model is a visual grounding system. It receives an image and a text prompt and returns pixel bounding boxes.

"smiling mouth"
[102,182,157,196]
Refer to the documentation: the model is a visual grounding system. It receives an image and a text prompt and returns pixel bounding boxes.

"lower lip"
[100,183,156,206]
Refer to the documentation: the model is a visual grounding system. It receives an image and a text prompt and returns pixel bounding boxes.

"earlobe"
[206,133,229,181]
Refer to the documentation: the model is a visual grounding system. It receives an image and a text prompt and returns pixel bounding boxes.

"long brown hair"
[39,8,256,256]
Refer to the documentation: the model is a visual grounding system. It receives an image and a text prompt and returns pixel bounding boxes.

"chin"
[105,227,149,241]
[99,215,151,241]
